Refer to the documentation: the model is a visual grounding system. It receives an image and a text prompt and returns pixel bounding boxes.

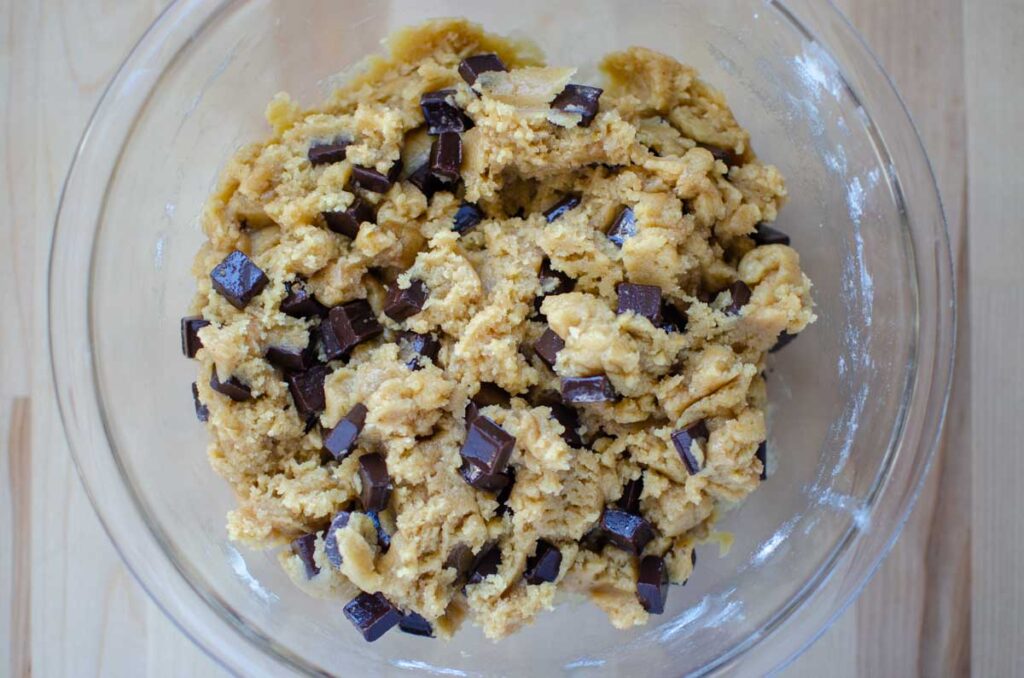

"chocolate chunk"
[753,223,791,246]
[421,89,472,135]
[616,283,662,324]
[407,162,444,199]
[290,533,320,579]
[286,365,328,417]
[696,289,716,304]
[703,144,742,167]
[580,527,608,552]
[551,84,603,127]
[343,592,401,642]
[191,382,209,422]
[660,301,688,333]
[466,545,501,585]
[307,137,350,166]
[266,343,318,373]
[460,415,515,476]
[607,207,637,247]
[318,316,344,361]
[398,611,434,638]
[428,132,462,184]
[180,316,210,358]
[210,372,251,402]
[636,555,669,613]
[756,441,768,480]
[351,161,402,194]
[358,453,392,512]
[724,281,751,316]
[327,300,383,355]
[397,331,440,370]
[324,403,368,461]
[459,461,512,492]
[445,544,476,580]
[524,540,562,585]
[770,331,796,353]
[543,194,581,223]
[383,280,429,322]
[281,280,327,318]
[465,382,512,423]
[672,420,709,475]
[323,511,352,568]
[533,328,564,369]
[210,250,269,310]
[495,468,516,516]
[617,477,643,514]
[561,376,617,404]
[538,258,574,296]
[458,53,507,86]
[453,202,484,234]
[600,508,655,555]
[323,197,376,239]
[535,392,582,448]
[366,510,391,553]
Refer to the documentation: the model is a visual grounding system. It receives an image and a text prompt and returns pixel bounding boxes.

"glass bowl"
[49,0,954,675]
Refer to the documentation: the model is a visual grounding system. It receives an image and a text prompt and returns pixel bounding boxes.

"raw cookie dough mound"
[182,18,815,643]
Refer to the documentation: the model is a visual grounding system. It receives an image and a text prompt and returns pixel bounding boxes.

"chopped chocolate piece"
[672,420,709,475]
[724,281,751,316]
[696,289,716,304]
[617,476,643,514]
[210,250,269,310]
[343,591,401,642]
[770,331,797,353]
[524,540,562,585]
[466,545,501,585]
[495,468,516,516]
[460,415,516,475]
[358,453,392,512]
[459,461,512,492]
[191,382,209,422]
[290,533,320,579]
[180,316,210,358]
[607,207,637,247]
[323,510,352,568]
[428,132,462,183]
[458,53,507,86]
[703,143,742,166]
[533,328,564,369]
[286,365,328,417]
[535,392,583,448]
[318,315,344,361]
[600,508,655,555]
[660,301,688,333]
[407,162,444,198]
[445,544,476,580]
[366,510,391,553]
[420,89,472,135]
[616,283,663,324]
[399,611,434,638]
[636,555,669,613]
[351,161,402,193]
[543,194,581,223]
[752,223,791,246]
[210,372,251,402]
[397,331,441,370]
[323,197,376,239]
[539,258,574,295]
[307,137,350,166]
[551,84,603,127]
[328,299,383,355]
[266,343,318,373]
[756,441,768,480]
[281,280,327,318]
[465,382,512,424]
[561,375,617,404]
[324,403,368,461]
[383,280,429,322]
[453,202,484,234]
[580,527,607,552]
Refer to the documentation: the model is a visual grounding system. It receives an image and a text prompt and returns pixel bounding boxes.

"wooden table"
[1,0,1016,675]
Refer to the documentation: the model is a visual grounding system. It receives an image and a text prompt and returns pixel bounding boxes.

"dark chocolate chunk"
[466,545,501,585]
[465,382,512,424]
[660,301,688,334]
[407,162,444,199]
[281,280,327,318]
[453,202,484,234]
[327,300,383,355]
[366,510,391,553]
[458,53,507,86]
[756,441,768,480]
[266,343,318,373]
[524,540,562,585]
[318,315,344,361]
[543,194,581,223]
[672,420,709,475]
[180,316,210,358]
[696,289,716,304]
[460,415,515,476]
[290,533,320,579]
[533,328,564,369]
[445,544,476,580]
[383,280,429,322]
[580,527,608,552]
[703,144,742,166]
[616,283,663,324]
[398,611,434,638]
[551,84,603,127]
[636,555,669,614]
[428,132,462,184]
[607,207,637,247]
[770,331,796,353]
[397,331,441,370]
[351,161,402,194]
[752,223,791,246]
[420,89,472,135]
[210,372,251,402]
[343,592,401,642]
[358,453,392,512]
[459,461,512,492]
[286,365,328,417]
[538,258,574,296]
[561,376,617,404]
[210,250,269,310]
[617,476,643,514]
[324,510,352,568]
[495,468,516,516]
[324,403,368,461]
[191,382,209,422]
[724,281,751,316]
[600,508,655,555]
[323,197,376,239]
[307,137,350,166]
[535,392,582,448]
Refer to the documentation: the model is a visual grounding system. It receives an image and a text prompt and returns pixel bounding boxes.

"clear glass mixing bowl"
[49,0,954,675]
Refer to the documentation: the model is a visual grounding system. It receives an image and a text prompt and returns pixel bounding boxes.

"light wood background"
[1,0,1017,675]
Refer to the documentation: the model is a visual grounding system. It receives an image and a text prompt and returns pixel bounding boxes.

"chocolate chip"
[756,441,768,480]
[600,508,655,555]
[580,528,608,552]
[366,510,391,553]
[617,476,643,514]
[323,197,376,239]
[453,202,484,234]
[290,533,320,579]
[343,592,402,642]
[383,280,428,322]
[407,162,444,199]
[551,84,603,127]
[191,382,209,422]
[495,468,516,516]
[399,611,434,638]
[538,258,574,296]
[358,453,392,512]
[210,372,251,402]
[771,331,796,353]
[607,207,637,247]
[397,331,440,370]
[210,250,269,310]
[660,301,688,333]
[561,376,617,404]
[672,420,709,475]
[445,544,476,580]
[327,300,383,356]
[308,137,350,166]
[460,415,515,476]
[458,53,507,86]
[323,510,352,568]
[543,194,581,223]
[421,89,472,135]
[428,132,462,184]
[459,461,512,492]
[180,316,210,358]
[281,280,327,318]
[324,403,368,461]
[466,544,501,585]
[535,392,582,448]
[724,281,751,316]
[286,365,328,417]
[465,382,512,424]
[616,283,662,324]
[533,328,564,370]
[524,540,562,585]
[351,161,402,194]
[266,343,318,373]
[752,223,791,246]
[636,555,668,613]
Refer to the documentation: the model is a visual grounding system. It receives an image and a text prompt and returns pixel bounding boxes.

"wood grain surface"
[0,0,1014,675]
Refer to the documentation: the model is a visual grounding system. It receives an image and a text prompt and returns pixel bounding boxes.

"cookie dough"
[184,18,815,641]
